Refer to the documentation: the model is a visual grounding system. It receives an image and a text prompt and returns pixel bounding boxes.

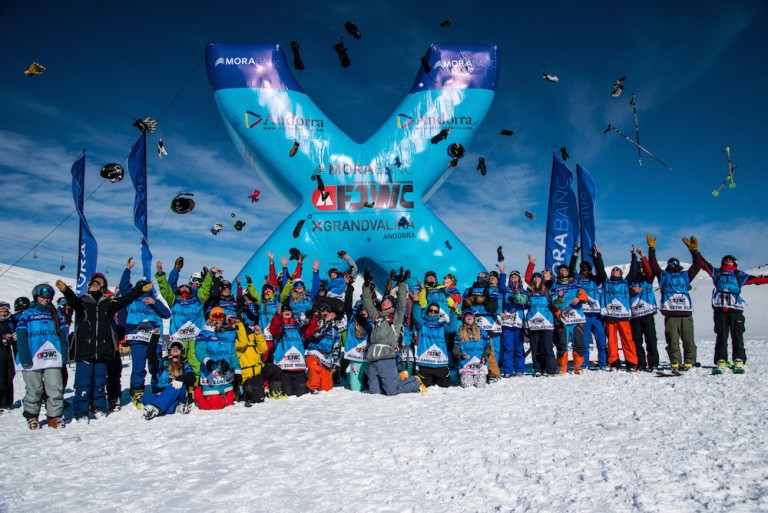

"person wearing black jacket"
[56,274,153,423]
[0,301,16,412]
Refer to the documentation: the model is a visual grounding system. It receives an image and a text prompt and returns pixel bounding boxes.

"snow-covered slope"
[1,263,767,512]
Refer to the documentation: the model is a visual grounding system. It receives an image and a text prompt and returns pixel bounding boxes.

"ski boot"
[399,370,409,380]
[416,376,427,393]
[682,363,693,371]
[732,359,746,374]
[712,360,727,375]
[142,404,161,420]
[131,391,144,410]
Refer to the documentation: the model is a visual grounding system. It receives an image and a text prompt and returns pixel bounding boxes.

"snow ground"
[1,264,767,512]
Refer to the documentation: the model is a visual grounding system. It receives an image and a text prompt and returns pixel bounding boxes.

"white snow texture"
[1,263,767,512]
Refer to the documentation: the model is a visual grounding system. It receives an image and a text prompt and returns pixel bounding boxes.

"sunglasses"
[427,308,439,314]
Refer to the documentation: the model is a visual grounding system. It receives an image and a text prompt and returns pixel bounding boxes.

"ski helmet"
[100,163,124,183]
[190,272,203,285]
[666,258,681,269]
[579,261,592,273]
[14,297,30,312]
[447,143,465,159]
[721,255,738,267]
[32,284,54,299]
[171,193,195,215]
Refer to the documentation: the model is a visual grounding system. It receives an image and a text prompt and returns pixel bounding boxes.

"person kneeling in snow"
[362,268,424,395]
[193,307,241,410]
[141,341,196,420]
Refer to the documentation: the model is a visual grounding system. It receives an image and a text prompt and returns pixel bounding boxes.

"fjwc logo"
[244,111,263,128]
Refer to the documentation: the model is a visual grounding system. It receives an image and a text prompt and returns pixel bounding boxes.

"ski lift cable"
[0,58,207,281]
[149,118,221,245]
[477,130,545,247]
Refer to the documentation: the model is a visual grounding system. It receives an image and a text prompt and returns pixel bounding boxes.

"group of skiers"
[1,234,764,429]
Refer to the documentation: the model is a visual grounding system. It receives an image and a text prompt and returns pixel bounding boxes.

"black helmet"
[666,258,681,270]
[721,255,738,267]
[579,261,592,273]
[14,296,30,312]
[100,163,124,183]
[171,193,195,215]
[447,143,465,159]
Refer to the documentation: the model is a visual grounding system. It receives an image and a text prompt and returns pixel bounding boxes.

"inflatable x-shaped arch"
[206,42,498,290]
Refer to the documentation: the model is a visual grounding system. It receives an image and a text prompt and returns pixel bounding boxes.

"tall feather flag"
[576,165,597,269]
[127,134,153,281]
[544,151,579,274]
[71,152,98,295]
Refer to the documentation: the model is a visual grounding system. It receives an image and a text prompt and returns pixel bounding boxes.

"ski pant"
[106,348,122,405]
[128,342,149,394]
[0,358,14,408]
[459,372,486,388]
[631,314,659,369]
[583,313,607,367]
[278,369,308,397]
[141,385,187,414]
[368,358,421,396]
[486,334,501,378]
[417,365,450,388]
[193,387,234,410]
[500,327,525,375]
[555,323,585,373]
[73,358,109,416]
[345,360,369,392]
[713,309,746,364]
[528,329,557,375]
[22,368,64,419]
[605,320,639,369]
[306,355,333,392]
[240,363,278,403]
[664,315,696,366]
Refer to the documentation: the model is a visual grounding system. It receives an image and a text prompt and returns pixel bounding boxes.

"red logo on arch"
[312,186,336,210]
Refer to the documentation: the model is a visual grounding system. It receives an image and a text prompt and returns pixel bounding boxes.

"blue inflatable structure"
[206,42,498,289]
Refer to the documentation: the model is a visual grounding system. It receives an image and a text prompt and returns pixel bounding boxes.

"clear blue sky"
[1,0,766,286]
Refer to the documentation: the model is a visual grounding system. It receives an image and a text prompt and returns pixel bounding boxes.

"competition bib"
[170,321,200,343]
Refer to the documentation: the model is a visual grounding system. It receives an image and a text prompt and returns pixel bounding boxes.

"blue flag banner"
[577,165,597,269]
[127,134,153,282]
[71,153,98,295]
[544,152,579,274]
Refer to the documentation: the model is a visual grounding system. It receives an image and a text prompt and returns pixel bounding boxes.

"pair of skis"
[712,146,737,196]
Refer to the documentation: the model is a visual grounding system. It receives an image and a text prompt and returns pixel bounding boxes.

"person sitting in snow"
[194,307,241,410]
[453,309,492,388]
[141,341,196,420]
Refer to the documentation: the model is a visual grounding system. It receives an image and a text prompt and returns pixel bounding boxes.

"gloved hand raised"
[363,269,373,286]
[55,279,67,292]
[646,234,657,249]
[682,236,698,252]
[205,359,216,373]
[175,257,184,270]
[219,359,231,373]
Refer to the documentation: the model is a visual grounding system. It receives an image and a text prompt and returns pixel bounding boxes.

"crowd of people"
[0,235,765,429]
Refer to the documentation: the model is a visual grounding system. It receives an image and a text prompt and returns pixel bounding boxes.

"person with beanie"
[268,303,308,397]
[453,310,492,388]
[693,238,768,373]
[280,258,321,325]
[462,271,502,381]
[647,234,701,372]
[56,274,152,424]
[140,341,196,419]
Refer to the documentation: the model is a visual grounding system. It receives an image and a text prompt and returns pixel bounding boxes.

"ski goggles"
[190,277,203,284]
[220,281,232,289]
[0,302,9,310]
[210,311,226,321]
[36,286,54,298]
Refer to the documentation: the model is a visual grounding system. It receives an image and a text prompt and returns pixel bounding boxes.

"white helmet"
[190,272,203,285]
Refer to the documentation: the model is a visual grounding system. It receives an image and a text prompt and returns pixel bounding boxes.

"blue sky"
[1,0,766,287]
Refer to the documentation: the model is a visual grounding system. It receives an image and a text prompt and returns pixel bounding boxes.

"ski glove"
[55,279,67,292]
[171,379,184,389]
[646,234,656,249]
[205,359,217,373]
[175,257,184,270]
[363,269,373,286]
[219,359,231,373]
[682,236,698,252]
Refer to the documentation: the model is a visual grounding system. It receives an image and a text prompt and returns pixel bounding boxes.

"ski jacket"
[269,312,306,371]
[648,248,700,316]
[499,276,528,329]
[120,268,171,339]
[343,317,371,363]
[195,324,240,396]
[454,326,491,375]
[697,253,768,311]
[550,280,588,325]
[461,282,501,333]
[259,296,280,340]
[0,317,16,361]
[15,302,68,371]
[62,283,144,361]
[525,289,555,331]
[570,252,607,314]
[417,285,454,322]
[302,316,341,369]
[412,304,457,368]
[362,281,406,362]
[235,322,268,380]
